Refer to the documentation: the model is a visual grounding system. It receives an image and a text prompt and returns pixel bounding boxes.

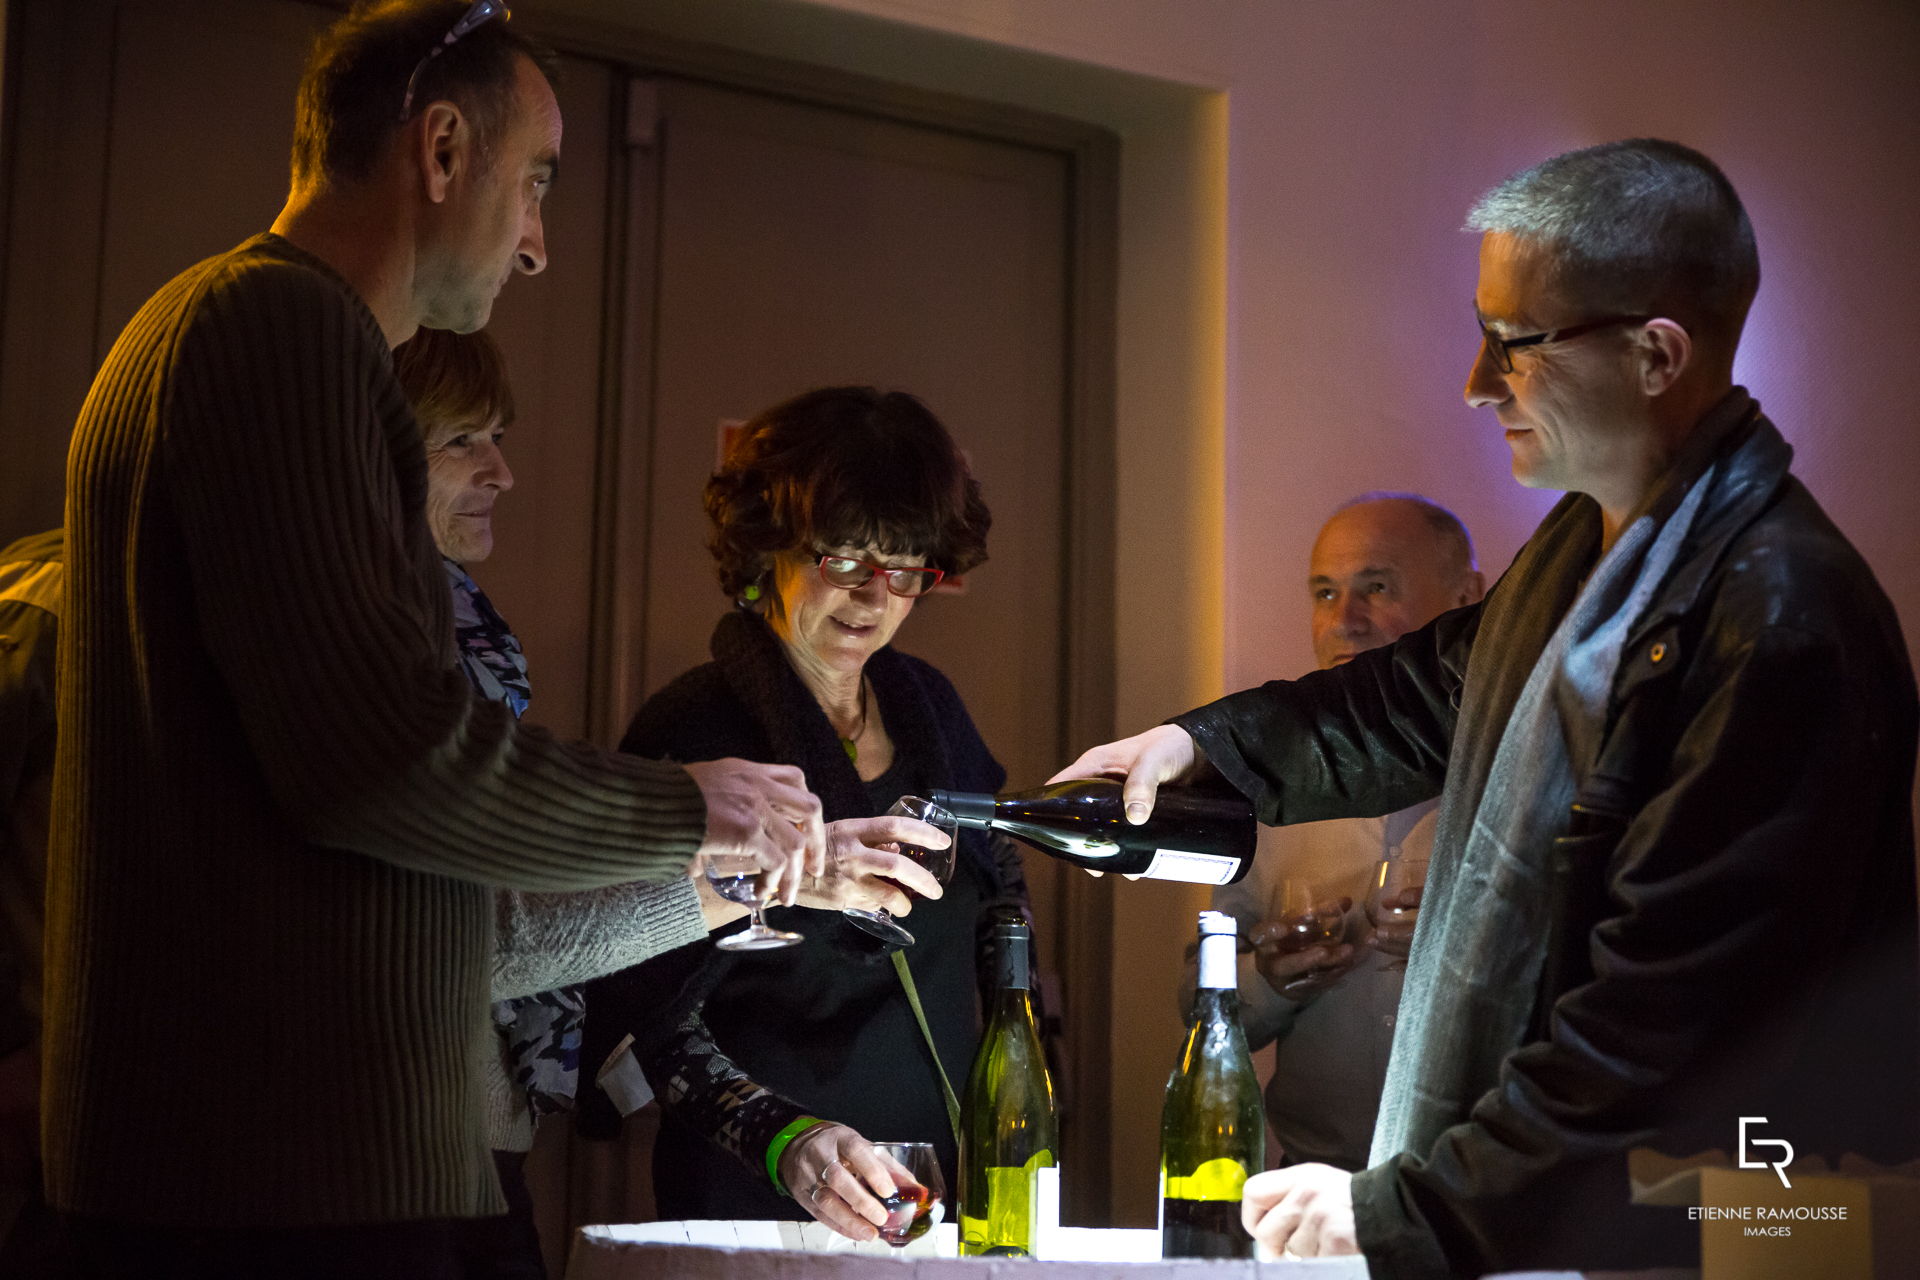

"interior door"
[632,75,1072,828]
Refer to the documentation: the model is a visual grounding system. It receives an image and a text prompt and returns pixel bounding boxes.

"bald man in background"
[1202,494,1483,1171]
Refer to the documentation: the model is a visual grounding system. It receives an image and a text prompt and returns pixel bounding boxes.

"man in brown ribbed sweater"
[46,4,824,1275]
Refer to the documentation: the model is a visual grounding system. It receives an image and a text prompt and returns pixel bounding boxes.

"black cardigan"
[579,608,1022,1217]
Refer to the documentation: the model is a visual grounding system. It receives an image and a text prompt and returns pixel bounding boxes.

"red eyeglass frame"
[813,552,946,597]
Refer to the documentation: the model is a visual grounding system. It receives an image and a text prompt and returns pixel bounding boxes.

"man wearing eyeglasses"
[1057,138,1918,1276]
[44,3,826,1276]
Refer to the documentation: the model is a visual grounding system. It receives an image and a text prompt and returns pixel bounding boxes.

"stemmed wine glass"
[871,1141,946,1248]
[1365,855,1427,971]
[842,795,957,947]
[705,851,803,951]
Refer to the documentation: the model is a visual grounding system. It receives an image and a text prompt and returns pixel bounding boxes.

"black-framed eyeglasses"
[1474,306,1654,375]
[814,552,945,598]
[398,0,511,121]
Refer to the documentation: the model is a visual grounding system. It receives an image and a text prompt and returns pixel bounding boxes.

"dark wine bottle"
[958,915,1058,1257]
[1160,911,1264,1259]
[931,778,1256,885]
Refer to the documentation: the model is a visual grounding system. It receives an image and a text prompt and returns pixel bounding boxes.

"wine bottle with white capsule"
[931,778,1256,886]
[1160,910,1264,1259]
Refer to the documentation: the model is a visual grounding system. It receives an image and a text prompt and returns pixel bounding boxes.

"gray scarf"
[1370,465,1716,1165]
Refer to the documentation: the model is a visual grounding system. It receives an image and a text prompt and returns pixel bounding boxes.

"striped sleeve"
[162,252,705,891]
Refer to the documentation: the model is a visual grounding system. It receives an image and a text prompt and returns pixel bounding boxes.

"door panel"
[95,0,321,354]
[472,60,614,742]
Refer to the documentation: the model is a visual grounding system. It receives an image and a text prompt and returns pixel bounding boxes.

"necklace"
[838,678,869,765]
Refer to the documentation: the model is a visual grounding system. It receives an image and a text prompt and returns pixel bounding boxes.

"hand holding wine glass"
[802,815,947,916]
[842,797,957,947]
[1364,856,1427,969]
[704,851,803,950]
[870,1142,945,1247]
[1252,879,1358,1000]
[683,757,826,906]
[778,1122,933,1244]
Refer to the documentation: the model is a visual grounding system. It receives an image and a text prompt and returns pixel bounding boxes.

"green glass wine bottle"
[959,914,1058,1257]
[1160,910,1265,1259]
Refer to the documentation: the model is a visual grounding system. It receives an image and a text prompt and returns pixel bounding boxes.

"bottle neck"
[1196,930,1236,991]
[996,932,1032,992]
[933,788,995,829]
[1190,986,1240,1026]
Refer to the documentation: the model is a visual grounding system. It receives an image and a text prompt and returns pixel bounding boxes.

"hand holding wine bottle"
[934,776,1255,886]
[1046,723,1207,826]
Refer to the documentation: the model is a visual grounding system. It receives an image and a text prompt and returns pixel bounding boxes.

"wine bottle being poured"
[930,778,1256,885]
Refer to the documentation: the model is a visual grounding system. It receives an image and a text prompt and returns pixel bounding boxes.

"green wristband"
[765,1115,827,1194]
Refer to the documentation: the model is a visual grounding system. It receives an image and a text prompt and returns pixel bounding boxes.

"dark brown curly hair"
[705,386,991,599]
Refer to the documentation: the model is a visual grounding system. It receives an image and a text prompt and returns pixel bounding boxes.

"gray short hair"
[1465,138,1759,347]
[1332,491,1478,576]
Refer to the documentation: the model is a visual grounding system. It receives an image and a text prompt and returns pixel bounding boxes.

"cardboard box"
[1629,1150,1920,1278]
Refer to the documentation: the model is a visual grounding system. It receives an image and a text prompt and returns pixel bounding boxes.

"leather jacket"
[1177,396,1920,1277]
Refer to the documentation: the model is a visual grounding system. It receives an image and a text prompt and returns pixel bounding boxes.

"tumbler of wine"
[1271,878,1350,951]
[1365,855,1427,970]
[1250,878,1354,999]
[842,796,958,947]
[871,1141,946,1248]
[705,851,803,951]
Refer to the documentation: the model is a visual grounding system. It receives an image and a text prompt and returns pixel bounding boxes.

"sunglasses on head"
[399,0,511,121]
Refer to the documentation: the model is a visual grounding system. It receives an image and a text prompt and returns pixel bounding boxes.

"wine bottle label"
[1036,1163,1059,1255]
[1163,1156,1250,1202]
[1144,848,1240,885]
[961,1152,1053,1257]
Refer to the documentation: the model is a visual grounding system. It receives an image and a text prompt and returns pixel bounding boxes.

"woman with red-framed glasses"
[578,385,1039,1240]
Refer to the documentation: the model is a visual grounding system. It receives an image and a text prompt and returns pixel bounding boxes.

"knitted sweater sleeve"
[491,878,708,999]
[160,254,705,890]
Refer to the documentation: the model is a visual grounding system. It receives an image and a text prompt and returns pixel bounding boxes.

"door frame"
[528,17,1120,1222]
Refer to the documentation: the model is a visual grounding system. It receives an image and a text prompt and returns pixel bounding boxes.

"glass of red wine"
[705,851,803,951]
[870,1141,946,1248]
[842,796,957,947]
